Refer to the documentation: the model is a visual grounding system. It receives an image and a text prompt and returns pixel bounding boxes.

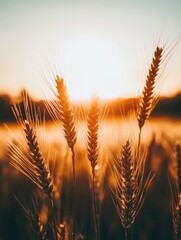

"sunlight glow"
[0,1,181,100]
[58,34,132,100]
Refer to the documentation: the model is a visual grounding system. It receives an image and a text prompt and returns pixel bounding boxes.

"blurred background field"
[0,92,181,239]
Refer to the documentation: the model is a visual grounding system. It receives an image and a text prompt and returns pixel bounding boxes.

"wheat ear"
[138,46,163,130]
[24,120,53,195]
[10,120,58,240]
[9,93,58,240]
[111,140,154,240]
[24,120,58,240]
[55,75,77,240]
[137,46,163,152]
[55,76,77,149]
[119,140,136,239]
[87,97,100,240]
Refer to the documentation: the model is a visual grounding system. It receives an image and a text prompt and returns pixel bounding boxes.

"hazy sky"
[0,0,181,100]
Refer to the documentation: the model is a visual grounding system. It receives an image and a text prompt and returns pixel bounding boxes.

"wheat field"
[0,45,181,240]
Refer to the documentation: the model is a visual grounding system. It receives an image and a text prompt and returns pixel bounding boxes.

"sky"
[0,0,181,100]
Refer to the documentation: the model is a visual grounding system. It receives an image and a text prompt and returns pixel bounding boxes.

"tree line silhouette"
[0,90,181,122]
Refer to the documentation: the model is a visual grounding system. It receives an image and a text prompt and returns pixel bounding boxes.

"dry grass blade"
[137,46,163,130]
[55,75,77,149]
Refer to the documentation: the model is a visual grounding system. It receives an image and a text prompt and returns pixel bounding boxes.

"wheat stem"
[92,169,99,240]
[24,120,58,240]
[137,128,142,156]
[71,147,76,240]
[55,76,77,240]
[125,228,131,240]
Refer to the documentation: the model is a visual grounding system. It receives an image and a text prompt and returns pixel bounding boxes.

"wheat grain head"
[9,95,53,195]
[111,140,154,229]
[137,46,163,130]
[87,97,99,171]
[55,75,77,150]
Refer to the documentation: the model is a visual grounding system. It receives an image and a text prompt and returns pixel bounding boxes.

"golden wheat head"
[55,75,77,149]
[117,140,137,229]
[87,97,99,171]
[9,94,53,195]
[24,120,53,195]
[111,140,154,230]
[9,94,58,240]
[137,46,163,130]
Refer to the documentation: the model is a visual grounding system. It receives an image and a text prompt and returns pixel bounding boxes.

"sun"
[58,34,133,100]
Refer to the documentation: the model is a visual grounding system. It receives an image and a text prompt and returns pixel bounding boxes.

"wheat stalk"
[11,120,58,240]
[55,75,77,240]
[24,120,58,240]
[111,140,154,240]
[87,97,100,240]
[9,94,58,240]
